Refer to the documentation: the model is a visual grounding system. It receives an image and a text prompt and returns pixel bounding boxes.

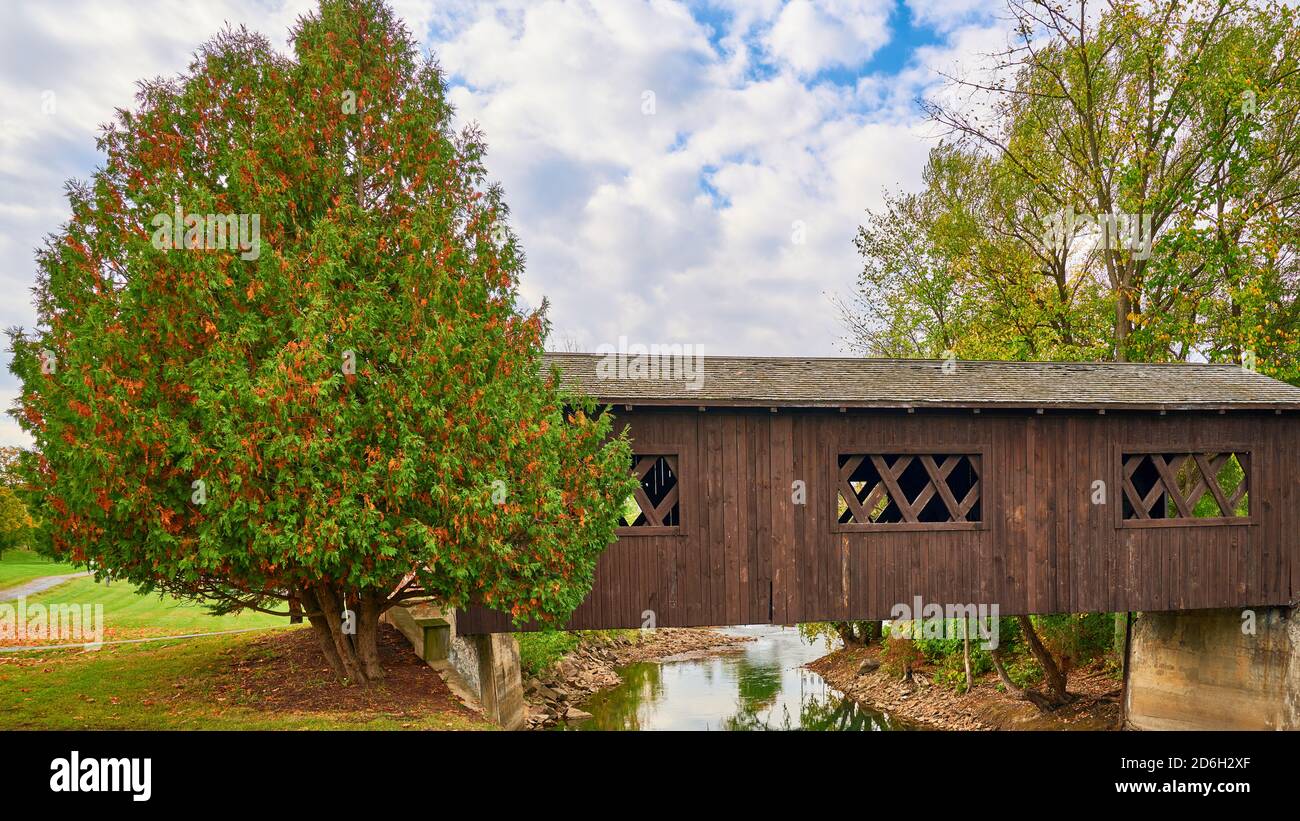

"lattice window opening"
[1121,451,1249,521]
[618,454,680,527]
[837,453,981,525]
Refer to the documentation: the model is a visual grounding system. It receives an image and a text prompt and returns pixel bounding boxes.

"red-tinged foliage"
[9,0,633,684]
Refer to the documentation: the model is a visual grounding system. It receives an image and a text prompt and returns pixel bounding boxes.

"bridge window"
[618,454,680,532]
[835,453,981,530]
[1121,451,1250,525]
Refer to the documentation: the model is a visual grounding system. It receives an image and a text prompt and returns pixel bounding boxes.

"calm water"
[562,625,911,731]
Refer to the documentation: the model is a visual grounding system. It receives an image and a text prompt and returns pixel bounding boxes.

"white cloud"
[905,0,999,33]
[427,2,1008,356]
[765,0,894,75]
[0,0,1016,446]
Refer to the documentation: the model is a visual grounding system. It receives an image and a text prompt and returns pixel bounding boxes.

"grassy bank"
[0,627,492,730]
[517,628,641,676]
[0,548,77,590]
[7,574,285,641]
[1,559,491,730]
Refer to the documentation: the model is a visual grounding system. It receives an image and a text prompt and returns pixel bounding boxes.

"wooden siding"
[456,408,1299,633]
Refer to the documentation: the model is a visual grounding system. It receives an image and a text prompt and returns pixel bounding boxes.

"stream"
[561,625,912,731]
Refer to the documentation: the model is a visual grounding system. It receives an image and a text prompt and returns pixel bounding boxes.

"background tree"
[8,0,634,684]
[845,0,1300,380]
[0,447,35,559]
[799,619,883,648]
[842,0,1299,707]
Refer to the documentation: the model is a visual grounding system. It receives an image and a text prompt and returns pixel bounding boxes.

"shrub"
[516,630,580,676]
[880,635,925,679]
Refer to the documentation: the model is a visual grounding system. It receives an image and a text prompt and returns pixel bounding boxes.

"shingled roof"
[542,352,1300,411]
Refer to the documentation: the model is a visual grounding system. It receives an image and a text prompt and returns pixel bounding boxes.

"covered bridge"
[458,353,1300,633]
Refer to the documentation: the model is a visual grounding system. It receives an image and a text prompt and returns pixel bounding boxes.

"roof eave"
[587,397,1300,412]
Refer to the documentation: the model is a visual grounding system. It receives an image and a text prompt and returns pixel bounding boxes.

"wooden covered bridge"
[458,353,1300,634]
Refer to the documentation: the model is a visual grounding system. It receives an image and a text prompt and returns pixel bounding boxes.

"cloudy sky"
[0,0,1008,445]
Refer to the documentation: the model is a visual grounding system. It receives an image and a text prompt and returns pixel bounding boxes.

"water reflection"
[562,625,910,731]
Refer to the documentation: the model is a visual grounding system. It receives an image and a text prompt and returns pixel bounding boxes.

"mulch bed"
[212,623,481,719]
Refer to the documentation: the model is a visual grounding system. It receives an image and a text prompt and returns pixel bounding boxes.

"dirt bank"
[523,628,753,728]
[221,624,489,726]
[807,645,1122,730]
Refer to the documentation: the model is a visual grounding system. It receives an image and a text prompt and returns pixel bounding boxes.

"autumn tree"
[844,0,1300,707]
[0,448,34,559]
[847,0,1300,381]
[8,0,634,684]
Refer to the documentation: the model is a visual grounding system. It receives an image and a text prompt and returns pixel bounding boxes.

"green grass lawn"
[0,555,491,729]
[2,549,284,640]
[0,548,77,591]
[12,575,286,640]
[0,630,491,730]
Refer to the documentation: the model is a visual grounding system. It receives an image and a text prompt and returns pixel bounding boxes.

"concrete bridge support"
[1125,606,1300,730]
[382,602,525,729]
[453,632,525,730]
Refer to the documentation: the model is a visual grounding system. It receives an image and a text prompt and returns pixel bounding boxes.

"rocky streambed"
[806,645,1123,730]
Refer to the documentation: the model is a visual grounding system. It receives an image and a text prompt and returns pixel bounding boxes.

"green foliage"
[797,620,881,648]
[1178,454,1249,518]
[516,629,581,676]
[890,619,994,691]
[8,0,635,632]
[516,627,639,676]
[912,621,967,661]
[797,621,836,647]
[0,447,34,559]
[1005,654,1043,692]
[846,1,1300,379]
[1032,613,1115,672]
[932,651,993,692]
[0,487,34,559]
[873,613,1118,692]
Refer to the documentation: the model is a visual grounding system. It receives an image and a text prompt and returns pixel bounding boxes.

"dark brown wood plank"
[456,406,1296,632]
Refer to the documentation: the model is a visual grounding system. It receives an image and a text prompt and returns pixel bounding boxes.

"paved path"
[0,571,91,602]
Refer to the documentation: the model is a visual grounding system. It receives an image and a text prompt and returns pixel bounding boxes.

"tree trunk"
[1016,614,1071,705]
[298,586,347,680]
[1114,284,1130,362]
[354,590,386,682]
[301,583,386,685]
[989,646,1022,696]
[837,620,884,646]
[834,622,859,647]
[305,611,347,680]
[990,644,1061,710]
[962,618,973,694]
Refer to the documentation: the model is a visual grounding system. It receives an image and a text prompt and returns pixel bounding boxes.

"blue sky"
[0,0,1008,445]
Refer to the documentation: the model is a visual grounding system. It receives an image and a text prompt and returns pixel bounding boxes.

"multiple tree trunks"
[458,407,1298,634]
[299,585,387,685]
[832,620,882,646]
